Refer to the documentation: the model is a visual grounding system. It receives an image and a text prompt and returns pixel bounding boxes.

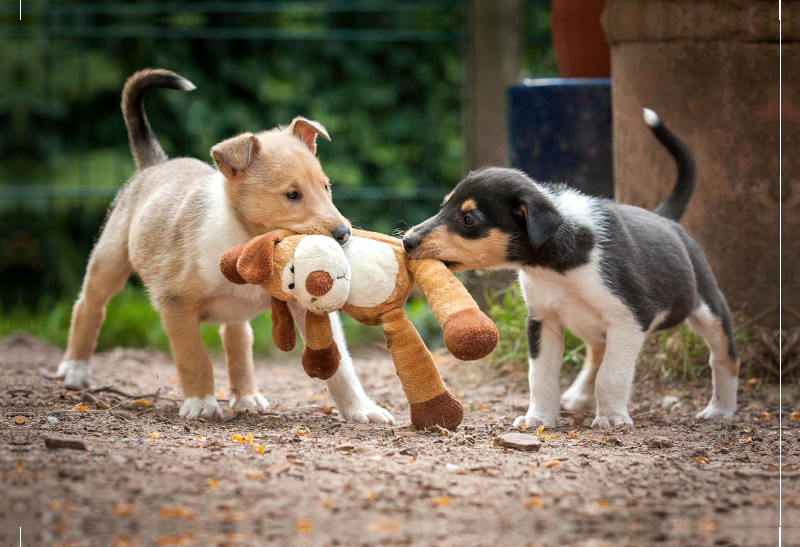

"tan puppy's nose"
[305,270,334,296]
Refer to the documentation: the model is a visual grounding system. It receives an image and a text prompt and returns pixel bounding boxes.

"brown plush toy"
[220,229,499,430]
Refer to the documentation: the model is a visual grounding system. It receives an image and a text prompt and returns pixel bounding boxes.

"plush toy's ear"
[219,232,283,285]
[287,117,330,154]
[520,194,562,249]
[211,133,261,179]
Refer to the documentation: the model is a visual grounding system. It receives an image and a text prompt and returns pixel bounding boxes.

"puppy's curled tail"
[121,69,195,171]
[644,108,697,222]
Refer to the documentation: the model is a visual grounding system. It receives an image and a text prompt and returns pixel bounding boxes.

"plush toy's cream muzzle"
[288,235,350,314]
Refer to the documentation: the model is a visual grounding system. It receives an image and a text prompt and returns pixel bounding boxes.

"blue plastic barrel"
[508,78,613,198]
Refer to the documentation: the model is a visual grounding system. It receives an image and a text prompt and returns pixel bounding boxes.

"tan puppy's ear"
[236,232,284,285]
[219,243,247,284]
[287,117,330,154]
[210,133,261,179]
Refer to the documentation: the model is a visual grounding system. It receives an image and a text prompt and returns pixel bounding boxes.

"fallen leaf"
[432,496,450,507]
[759,412,772,420]
[695,456,710,465]
[525,497,542,507]
[536,425,557,439]
[596,500,610,509]
[475,402,488,410]
[790,412,800,420]
[130,399,151,407]
[72,404,90,412]
[295,427,310,436]
[111,504,139,517]
[170,377,179,384]
[245,470,264,480]
[244,433,254,443]
[295,519,312,534]
[97,400,111,409]
[216,391,225,398]
[363,491,376,500]
[252,444,264,455]
[206,478,218,489]
[322,406,333,414]
[567,430,581,440]
[543,461,560,468]
[13,416,26,425]
[149,432,161,440]
[319,498,333,508]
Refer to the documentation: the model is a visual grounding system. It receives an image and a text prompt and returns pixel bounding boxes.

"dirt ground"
[1,332,796,547]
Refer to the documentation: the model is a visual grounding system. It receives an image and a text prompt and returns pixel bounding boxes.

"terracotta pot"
[550,0,610,78]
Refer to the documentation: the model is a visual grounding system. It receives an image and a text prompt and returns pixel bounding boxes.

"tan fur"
[443,191,454,203]
[412,225,511,271]
[61,74,347,413]
[460,199,477,213]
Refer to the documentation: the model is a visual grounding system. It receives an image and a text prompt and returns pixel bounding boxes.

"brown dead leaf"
[790,412,800,420]
[695,456,710,465]
[295,519,312,534]
[759,412,772,420]
[543,461,560,468]
[206,478,218,489]
[110,504,139,517]
[129,398,151,407]
[13,416,26,425]
[433,496,450,507]
[536,425,557,439]
[525,497,542,508]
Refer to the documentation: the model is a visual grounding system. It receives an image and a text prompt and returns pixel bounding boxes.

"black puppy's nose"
[402,234,421,253]
[331,225,351,245]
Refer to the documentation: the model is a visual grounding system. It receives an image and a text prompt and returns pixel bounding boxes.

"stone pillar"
[602,0,794,329]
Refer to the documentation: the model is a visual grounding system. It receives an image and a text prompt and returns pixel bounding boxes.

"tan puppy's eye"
[286,191,300,200]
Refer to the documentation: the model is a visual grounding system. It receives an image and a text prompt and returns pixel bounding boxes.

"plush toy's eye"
[286,191,299,200]
[463,213,475,226]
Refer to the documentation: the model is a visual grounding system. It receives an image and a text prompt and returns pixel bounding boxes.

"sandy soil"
[1,332,795,547]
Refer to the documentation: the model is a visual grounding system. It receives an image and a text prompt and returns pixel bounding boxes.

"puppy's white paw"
[179,396,223,421]
[338,398,395,424]
[56,360,92,390]
[513,412,558,429]
[230,393,270,413]
[560,389,596,412]
[591,414,633,429]
[696,404,735,421]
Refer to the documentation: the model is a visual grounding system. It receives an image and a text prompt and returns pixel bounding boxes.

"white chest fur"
[518,255,633,344]
[341,237,399,308]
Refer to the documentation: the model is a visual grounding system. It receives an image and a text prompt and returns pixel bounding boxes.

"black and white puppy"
[402,109,738,429]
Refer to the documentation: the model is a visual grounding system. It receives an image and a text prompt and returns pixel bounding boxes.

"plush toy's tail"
[379,308,463,430]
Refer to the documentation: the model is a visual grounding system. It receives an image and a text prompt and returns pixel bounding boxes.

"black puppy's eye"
[463,213,475,226]
[286,191,299,200]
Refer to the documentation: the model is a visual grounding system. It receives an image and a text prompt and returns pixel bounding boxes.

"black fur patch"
[526,317,542,359]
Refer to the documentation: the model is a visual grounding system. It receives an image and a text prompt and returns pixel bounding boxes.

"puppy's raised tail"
[644,108,697,222]
[121,69,195,170]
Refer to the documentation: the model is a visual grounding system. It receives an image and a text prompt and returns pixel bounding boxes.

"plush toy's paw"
[591,414,633,429]
[56,360,92,390]
[179,396,223,421]
[302,343,340,380]
[513,411,558,429]
[442,308,499,361]
[338,398,395,424]
[230,393,270,413]
[410,391,464,430]
[696,403,735,421]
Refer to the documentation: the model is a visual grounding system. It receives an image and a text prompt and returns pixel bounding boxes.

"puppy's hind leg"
[58,218,132,389]
[561,342,604,412]
[221,322,269,413]
[688,303,739,420]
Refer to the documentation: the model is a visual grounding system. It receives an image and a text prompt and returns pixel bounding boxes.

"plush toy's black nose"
[402,234,421,253]
[331,225,351,245]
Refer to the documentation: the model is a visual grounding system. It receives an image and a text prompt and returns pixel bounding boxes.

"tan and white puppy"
[55,69,394,424]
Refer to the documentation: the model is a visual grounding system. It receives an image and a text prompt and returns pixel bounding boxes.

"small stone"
[646,436,674,449]
[493,433,542,452]
[399,447,419,456]
[334,444,355,452]
[445,463,460,473]
[44,437,87,451]
[661,396,680,409]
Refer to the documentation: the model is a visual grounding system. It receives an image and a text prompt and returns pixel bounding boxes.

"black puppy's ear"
[520,195,562,249]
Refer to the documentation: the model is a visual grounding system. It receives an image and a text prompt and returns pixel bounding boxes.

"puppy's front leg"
[592,325,645,429]
[287,303,395,424]
[513,318,564,429]
[161,311,223,421]
[221,322,269,413]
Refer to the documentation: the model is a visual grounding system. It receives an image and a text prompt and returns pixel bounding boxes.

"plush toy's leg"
[270,297,297,352]
[408,259,499,361]
[301,311,340,380]
[378,308,463,430]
